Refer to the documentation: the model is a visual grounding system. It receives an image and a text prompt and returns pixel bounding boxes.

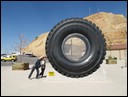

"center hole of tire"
[62,36,86,61]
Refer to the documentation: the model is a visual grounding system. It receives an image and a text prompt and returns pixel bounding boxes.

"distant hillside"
[22,32,49,57]
[84,12,127,46]
[22,12,127,57]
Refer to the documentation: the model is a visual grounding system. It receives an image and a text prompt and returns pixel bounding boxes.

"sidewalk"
[1,60,127,96]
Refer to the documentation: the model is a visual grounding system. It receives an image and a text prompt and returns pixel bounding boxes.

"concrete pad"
[1,60,127,96]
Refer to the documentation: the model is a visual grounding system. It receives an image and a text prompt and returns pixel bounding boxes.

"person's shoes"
[36,76,39,79]
[43,75,47,78]
[28,77,32,80]
[40,76,43,78]
[40,75,47,78]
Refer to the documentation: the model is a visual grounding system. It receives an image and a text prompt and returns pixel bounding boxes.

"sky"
[1,1,127,54]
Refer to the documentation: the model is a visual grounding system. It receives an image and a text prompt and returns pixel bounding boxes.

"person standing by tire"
[39,57,47,78]
[28,56,44,79]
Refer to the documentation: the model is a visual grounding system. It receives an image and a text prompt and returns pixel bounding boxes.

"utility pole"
[89,8,91,15]
[97,6,100,12]
[126,5,127,18]
[5,48,6,54]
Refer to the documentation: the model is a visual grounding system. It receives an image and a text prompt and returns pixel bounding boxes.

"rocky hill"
[84,12,127,46]
[22,32,49,57]
[22,12,127,57]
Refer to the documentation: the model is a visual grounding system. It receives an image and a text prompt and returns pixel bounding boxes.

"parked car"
[1,54,7,56]
[24,54,36,57]
[1,55,17,62]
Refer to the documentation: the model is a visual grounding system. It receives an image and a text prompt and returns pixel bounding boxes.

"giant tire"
[45,18,106,78]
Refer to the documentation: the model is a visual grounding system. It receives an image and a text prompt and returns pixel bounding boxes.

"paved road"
[1,56,38,66]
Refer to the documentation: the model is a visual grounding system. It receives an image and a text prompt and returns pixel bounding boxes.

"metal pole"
[97,6,99,13]
[89,8,90,15]
[125,49,127,67]
[119,50,121,60]
[71,39,72,57]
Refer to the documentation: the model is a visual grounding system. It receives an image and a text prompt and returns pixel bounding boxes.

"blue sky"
[1,1,127,54]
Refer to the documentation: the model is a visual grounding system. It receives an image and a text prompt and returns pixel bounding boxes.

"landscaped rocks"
[12,62,29,70]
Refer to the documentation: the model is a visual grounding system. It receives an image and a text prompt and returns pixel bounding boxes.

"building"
[106,44,127,60]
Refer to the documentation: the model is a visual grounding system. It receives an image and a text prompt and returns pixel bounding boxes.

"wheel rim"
[61,33,91,62]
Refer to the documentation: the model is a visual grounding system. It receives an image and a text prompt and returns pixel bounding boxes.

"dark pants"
[39,65,46,77]
[28,66,39,78]
[39,68,45,77]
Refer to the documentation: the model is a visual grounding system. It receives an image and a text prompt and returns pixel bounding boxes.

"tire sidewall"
[47,19,105,75]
